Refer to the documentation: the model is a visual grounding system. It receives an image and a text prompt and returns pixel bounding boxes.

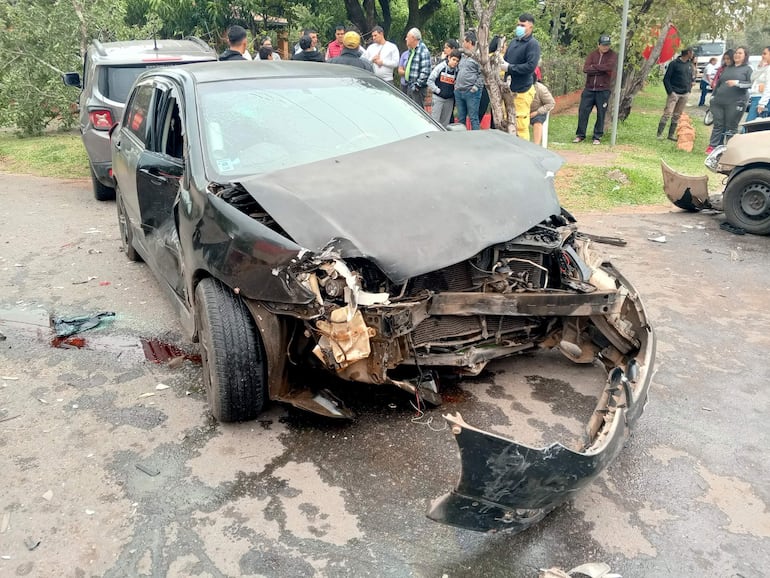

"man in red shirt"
[325,26,346,61]
[573,35,617,145]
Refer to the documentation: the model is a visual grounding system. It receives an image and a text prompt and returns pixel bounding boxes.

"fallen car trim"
[428,265,655,533]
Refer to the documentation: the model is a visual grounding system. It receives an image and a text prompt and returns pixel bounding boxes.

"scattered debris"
[167,356,185,369]
[580,232,627,247]
[540,562,621,578]
[71,276,98,285]
[0,332,6,341]
[720,221,746,235]
[42,490,53,501]
[648,235,667,243]
[606,169,629,184]
[52,311,116,338]
[37,398,48,404]
[135,463,160,477]
[24,538,41,551]
[155,383,170,391]
[702,407,713,412]
[137,392,155,399]
[99,281,111,286]
[0,415,20,424]
[1,513,10,533]
[1,376,19,380]
[1,555,11,560]
[84,509,95,515]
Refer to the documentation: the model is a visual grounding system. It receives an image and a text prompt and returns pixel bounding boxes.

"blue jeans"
[745,96,764,122]
[455,88,482,130]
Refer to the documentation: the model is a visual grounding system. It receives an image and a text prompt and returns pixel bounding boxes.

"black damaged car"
[111,62,655,534]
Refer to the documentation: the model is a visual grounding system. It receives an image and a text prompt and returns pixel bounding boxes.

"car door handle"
[114,140,121,150]
[139,168,168,184]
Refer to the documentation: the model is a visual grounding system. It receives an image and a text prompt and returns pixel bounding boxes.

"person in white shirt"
[364,26,400,84]
[698,57,718,106]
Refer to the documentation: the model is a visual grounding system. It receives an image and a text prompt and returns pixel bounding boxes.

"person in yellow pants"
[513,85,536,139]
[500,13,541,141]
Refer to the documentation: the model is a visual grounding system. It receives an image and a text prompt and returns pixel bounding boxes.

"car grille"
[412,315,533,346]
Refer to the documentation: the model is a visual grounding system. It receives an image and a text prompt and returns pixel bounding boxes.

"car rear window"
[197,76,440,179]
[99,66,149,103]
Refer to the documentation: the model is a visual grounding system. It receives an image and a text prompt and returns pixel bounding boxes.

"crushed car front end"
[198,128,654,534]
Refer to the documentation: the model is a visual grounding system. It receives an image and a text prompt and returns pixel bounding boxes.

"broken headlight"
[704,145,726,172]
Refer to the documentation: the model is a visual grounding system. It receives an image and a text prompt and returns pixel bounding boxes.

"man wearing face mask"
[500,13,541,140]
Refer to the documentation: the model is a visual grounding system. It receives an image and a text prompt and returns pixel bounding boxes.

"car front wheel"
[91,166,116,201]
[195,278,268,422]
[723,168,770,235]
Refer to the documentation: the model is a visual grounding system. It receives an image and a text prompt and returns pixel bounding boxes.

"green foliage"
[0,0,152,136]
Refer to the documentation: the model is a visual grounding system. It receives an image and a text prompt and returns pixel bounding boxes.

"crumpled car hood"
[239,130,563,283]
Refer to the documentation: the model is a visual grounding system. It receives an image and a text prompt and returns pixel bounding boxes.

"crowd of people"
[655,43,770,154]
[216,16,555,143]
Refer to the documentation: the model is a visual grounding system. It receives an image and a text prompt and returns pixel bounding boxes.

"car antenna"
[153,31,158,51]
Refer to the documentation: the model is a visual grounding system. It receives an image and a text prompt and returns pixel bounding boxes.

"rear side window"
[124,85,154,145]
[99,66,148,103]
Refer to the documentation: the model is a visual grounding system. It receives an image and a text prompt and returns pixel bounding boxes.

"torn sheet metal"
[239,131,563,283]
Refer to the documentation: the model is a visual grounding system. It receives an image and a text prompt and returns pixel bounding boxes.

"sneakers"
[592,138,601,145]
[705,146,714,154]
[572,136,585,143]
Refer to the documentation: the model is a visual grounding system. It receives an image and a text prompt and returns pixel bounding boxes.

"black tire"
[704,108,713,126]
[91,166,116,201]
[116,187,142,262]
[195,278,267,422]
[723,169,770,235]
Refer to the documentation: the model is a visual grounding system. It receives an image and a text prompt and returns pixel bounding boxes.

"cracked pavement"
[1,174,769,577]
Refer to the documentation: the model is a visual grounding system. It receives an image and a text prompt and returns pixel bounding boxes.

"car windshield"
[696,43,725,56]
[196,76,440,180]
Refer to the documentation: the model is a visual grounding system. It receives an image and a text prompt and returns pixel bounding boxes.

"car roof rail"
[184,36,215,53]
[93,39,107,56]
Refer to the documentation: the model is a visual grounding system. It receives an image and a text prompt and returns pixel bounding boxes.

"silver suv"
[63,38,216,200]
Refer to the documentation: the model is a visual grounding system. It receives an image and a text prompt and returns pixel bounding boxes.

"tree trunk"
[404,0,442,38]
[617,21,671,121]
[473,0,515,133]
[457,0,465,39]
[379,0,392,37]
[70,0,88,57]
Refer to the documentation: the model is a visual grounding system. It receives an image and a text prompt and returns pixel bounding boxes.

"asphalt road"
[1,174,769,578]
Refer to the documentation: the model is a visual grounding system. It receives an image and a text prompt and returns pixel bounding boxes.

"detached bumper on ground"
[428,266,655,533]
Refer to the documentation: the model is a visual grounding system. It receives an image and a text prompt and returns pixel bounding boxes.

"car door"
[133,81,186,298]
[112,81,156,250]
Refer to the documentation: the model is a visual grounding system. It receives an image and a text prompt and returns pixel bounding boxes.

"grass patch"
[0,131,89,179]
[549,83,715,210]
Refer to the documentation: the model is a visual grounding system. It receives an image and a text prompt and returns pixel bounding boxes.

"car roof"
[161,61,376,84]
[89,38,216,65]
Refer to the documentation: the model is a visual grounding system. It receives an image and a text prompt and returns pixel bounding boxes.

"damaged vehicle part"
[663,117,770,234]
[111,62,655,533]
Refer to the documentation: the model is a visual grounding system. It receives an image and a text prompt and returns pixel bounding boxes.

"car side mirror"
[62,72,82,88]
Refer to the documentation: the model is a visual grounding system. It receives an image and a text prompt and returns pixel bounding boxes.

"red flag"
[642,25,681,63]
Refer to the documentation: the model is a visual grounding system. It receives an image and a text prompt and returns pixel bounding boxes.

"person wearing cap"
[364,26,400,82]
[329,32,373,72]
[500,13,541,140]
[658,47,694,141]
[573,35,617,145]
[292,35,325,62]
[326,26,347,61]
[219,26,249,61]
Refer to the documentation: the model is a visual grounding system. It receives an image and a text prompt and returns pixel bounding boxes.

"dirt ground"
[1,174,769,577]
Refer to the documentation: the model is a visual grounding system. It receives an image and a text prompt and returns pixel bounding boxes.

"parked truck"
[694,38,726,79]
